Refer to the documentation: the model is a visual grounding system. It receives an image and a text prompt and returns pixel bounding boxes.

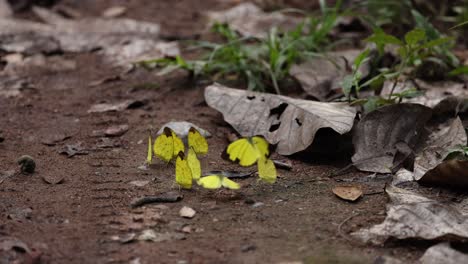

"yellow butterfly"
[175,151,193,189]
[153,127,184,162]
[146,135,153,164]
[175,148,201,189]
[187,147,201,181]
[188,127,208,156]
[257,156,277,183]
[198,174,240,190]
[226,136,270,166]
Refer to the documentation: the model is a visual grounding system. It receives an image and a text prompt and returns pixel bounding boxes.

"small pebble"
[252,202,264,208]
[179,206,196,219]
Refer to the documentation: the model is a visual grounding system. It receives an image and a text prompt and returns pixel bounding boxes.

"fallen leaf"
[59,142,89,158]
[102,6,127,18]
[206,3,299,38]
[156,121,211,139]
[352,103,432,173]
[205,83,356,155]
[0,7,179,67]
[392,168,415,186]
[87,100,144,113]
[32,7,159,36]
[290,50,367,101]
[3,54,76,74]
[42,174,64,184]
[179,206,196,219]
[352,185,468,244]
[419,243,468,264]
[104,124,129,137]
[332,185,363,201]
[419,159,468,189]
[413,117,468,188]
[95,137,122,149]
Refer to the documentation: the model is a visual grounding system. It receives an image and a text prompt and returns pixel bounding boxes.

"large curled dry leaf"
[206,3,299,38]
[413,117,468,188]
[290,50,366,101]
[352,103,432,173]
[352,185,468,244]
[204,83,356,155]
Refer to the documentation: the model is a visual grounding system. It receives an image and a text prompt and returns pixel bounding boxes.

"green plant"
[140,1,344,93]
[343,26,456,112]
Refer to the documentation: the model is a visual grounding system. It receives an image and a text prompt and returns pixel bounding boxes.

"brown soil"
[0,1,427,263]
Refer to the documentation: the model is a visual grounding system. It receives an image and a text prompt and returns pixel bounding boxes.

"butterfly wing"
[146,135,153,164]
[257,156,277,184]
[252,136,269,157]
[187,148,201,181]
[221,177,240,190]
[154,128,173,162]
[226,138,258,167]
[171,130,185,158]
[188,127,208,155]
[198,175,222,189]
[175,153,192,189]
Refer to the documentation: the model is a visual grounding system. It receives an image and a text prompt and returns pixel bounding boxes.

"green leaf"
[449,66,468,76]
[366,31,403,46]
[450,20,468,30]
[341,74,354,97]
[404,28,426,45]
[353,49,370,70]
[366,30,403,54]
[420,37,453,49]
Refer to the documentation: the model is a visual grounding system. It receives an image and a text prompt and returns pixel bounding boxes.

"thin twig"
[338,212,361,243]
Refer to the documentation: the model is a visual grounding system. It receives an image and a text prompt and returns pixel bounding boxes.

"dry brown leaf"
[206,3,299,38]
[419,243,468,264]
[87,100,144,113]
[290,50,366,101]
[413,117,468,188]
[204,83,356,155]
[332,185,363,201]
[418,159,468,189]
[0,7,178,67]
[352,103,432,173]
[352,185,468,244]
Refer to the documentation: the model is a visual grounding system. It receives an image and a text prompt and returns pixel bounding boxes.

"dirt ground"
[0,1,433,263]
